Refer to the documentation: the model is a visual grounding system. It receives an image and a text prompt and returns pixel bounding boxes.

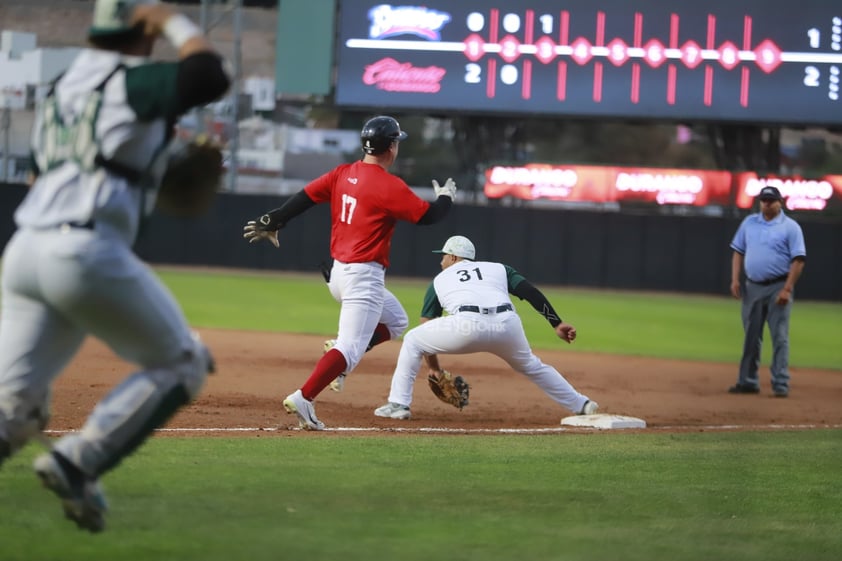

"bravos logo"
[362,58,446,93]
[368,5,451,40]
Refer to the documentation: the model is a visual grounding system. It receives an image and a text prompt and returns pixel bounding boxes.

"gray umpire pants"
[737,279,793,391]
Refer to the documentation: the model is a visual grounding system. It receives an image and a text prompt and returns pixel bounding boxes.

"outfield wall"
[2,183,840,300]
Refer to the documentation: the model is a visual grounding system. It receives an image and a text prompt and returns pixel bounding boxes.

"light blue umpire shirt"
[730,210,806,283]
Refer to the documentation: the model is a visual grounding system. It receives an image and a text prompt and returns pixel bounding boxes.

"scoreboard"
[334,0,842,125]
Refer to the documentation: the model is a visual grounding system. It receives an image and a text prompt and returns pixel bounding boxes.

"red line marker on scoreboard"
[632,12,642,104]
[741,16,753,107]
[667,14,679,105]
[593,11,605,102]
[557,10,569,100]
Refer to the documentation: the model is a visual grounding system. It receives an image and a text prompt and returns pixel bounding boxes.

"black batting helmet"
[360,116,408,155]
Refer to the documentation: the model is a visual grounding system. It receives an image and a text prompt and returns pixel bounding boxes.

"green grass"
[158,268,842,370]
[1,265,840,559]
[2,432,840,561]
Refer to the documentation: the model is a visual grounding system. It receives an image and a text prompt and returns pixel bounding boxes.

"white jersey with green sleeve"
[386,260,592,415]
[424,262,526,317]
[16,48,181,244]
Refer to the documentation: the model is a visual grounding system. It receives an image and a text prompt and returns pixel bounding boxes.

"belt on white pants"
[458,304,513,314]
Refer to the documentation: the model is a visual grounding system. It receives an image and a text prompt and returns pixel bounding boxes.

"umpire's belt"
[458,304,513,314]
[747,274,787,286]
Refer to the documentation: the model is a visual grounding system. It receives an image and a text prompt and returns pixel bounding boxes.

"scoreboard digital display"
[334,0,842,125]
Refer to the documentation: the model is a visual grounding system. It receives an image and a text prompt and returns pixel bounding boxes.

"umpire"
[728,186,806,398]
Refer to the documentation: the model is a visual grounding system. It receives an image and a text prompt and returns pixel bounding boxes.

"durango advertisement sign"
[484,164,842,212]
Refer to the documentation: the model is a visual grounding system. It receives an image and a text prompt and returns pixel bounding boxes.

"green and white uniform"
[0,48,221,475]
[385,261,592,414]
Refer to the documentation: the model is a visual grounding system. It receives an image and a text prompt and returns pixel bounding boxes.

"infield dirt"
[47,329,842,434]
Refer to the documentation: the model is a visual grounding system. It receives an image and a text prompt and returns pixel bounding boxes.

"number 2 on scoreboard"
[804,66,819,87]
[465,63,481,84]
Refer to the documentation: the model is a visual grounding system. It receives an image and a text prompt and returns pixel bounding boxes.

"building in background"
[0,30,79,109]
[1,30,80,181]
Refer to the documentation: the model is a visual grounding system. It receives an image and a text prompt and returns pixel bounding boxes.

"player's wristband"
[163,14,202,48]
[258,212,279,231]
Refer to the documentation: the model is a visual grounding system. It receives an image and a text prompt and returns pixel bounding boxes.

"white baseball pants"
[327,260,408,373]
[387,311,590,414]
[0,227,210,474]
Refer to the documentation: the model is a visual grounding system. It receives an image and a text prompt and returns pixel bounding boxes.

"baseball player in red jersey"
[243,115,457,429]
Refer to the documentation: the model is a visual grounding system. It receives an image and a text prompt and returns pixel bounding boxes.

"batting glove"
[432,177,457,200]
[243,218,280,248]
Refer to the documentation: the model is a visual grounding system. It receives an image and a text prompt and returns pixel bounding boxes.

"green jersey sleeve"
[420,282,444,319]
[505,264,527,293]
[125,62,180,122]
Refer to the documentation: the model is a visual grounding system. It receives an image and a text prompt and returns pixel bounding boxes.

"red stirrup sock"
[366,323,392,351]
[301,349,348,400]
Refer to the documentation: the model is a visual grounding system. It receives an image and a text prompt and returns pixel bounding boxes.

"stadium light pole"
[199,0,242,193]
[230,0,242,194]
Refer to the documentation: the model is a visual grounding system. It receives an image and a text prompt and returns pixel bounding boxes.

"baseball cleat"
[329,374,346,393]
[33,451,108,533]
[323,339,347,392]
[374,402,412,420]
[578,400,599,416]
[283,389,325,430]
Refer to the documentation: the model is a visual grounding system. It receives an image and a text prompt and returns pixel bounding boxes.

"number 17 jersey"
[304,160,429,268]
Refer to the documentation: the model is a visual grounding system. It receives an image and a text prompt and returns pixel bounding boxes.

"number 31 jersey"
[432,261,518,316]
[304,160,429,268]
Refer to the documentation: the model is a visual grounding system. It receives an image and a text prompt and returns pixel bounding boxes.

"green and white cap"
[89,0,157,37]
[432,235,476,260]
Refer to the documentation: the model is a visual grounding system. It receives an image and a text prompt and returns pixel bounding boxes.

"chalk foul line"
[41,422,842,435]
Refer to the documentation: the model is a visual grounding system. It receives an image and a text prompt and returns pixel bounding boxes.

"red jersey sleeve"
[379,175,430,223]
[303,167,341,203]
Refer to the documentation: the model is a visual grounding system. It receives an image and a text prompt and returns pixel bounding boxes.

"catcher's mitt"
[156,135,223,217]
[427,370,470,410]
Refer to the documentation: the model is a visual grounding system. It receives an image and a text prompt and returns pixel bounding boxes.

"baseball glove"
[427,369,470,410]
[156,135,224,217]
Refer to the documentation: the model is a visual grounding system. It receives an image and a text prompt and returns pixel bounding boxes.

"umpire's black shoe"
[728,383,760,394]
[773,387,789,398]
